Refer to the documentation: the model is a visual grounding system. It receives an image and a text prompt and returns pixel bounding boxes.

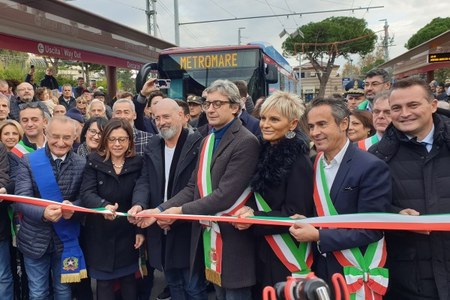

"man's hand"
[61,200,75,220]
[140,78,158,97]
[127,205,143,224]
[43,205,63,223]
[157,206,182,231]
[104,203,119,221]
[135,208,161,228]
[399,208,430,235]
[289,222,320,242]
[134,234,145,249]
[232,206,254,230]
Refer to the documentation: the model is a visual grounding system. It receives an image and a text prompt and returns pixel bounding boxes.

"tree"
[283,16,376,98]
[359,47,385,75]
[405,17,450,49]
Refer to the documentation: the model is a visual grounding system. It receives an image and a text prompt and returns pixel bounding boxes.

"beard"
[158,124,179,140]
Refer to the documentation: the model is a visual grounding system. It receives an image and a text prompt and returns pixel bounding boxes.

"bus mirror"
[136,63,158,92]
[265,64,278,84]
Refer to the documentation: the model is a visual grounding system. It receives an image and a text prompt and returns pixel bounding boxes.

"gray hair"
[372,90,390,106]
[113,98,136,113]
[205,79,241,106]
[308,98,350,125]
[46,116,77,136]
[88,99,106,112]
[0,93,9,108]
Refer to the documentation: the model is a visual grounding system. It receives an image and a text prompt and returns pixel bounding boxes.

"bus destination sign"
[428,52,450,63]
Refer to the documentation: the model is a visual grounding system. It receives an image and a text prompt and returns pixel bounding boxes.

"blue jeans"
[0,239,14,300]
[213,285,252,300]
[23,250,71,300]
[165,267,207,300]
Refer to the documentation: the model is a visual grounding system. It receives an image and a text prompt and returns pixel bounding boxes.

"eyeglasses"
[107,136,129,144]
[18,102,43,110]
[87,128,102,137]
[202,100,230,110]
[364,81,385,88]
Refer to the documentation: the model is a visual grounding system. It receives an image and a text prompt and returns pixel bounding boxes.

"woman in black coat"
[80,119,144,300]
[235,91,314,292]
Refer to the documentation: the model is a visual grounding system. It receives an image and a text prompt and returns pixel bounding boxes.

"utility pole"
[174,0,180,45]
[379,19,389,61]
[146,0,158,37]
[238,27,245,45]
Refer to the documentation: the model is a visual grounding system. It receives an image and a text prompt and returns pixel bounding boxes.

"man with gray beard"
[130,98,207,299]
[9,82,50,121]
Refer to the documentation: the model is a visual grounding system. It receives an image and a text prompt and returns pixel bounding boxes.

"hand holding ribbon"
[157,206,182,230]
[104,203,118,221]
[232,206,254,230]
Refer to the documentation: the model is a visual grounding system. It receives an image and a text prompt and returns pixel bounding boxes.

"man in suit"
[290,98,391,298]
[136,79,259,300]
[129,98,206,299]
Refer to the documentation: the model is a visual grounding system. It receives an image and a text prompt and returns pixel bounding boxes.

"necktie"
[55,158,62,174]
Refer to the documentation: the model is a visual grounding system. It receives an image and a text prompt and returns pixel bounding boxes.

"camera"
[273,274,331,300]
[155,79,171,89]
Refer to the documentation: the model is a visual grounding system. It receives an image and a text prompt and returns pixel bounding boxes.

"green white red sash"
[254,192,312,277]
[11,140,34,158]
[357,135,379,152]
[313,152,388,300]
[197,133,252,286]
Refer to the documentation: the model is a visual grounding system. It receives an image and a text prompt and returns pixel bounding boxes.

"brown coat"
[161,119,259,289]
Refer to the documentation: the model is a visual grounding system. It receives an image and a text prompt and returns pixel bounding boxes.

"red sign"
[0,33,146,69]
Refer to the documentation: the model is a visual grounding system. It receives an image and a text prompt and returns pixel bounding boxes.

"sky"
[67,0,449,67]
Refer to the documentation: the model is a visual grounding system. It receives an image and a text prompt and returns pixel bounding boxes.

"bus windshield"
[158,49,264,99]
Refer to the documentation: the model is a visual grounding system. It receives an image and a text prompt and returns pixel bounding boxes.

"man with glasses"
[137,80,259,300]
[358,69,392,112]
[58,84,76,111]
[112,98,152,156]
[9,82,50,121]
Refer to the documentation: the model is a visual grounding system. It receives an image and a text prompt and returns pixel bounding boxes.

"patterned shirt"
[133,127,153,156]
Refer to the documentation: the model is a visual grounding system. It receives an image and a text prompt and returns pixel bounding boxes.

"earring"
[285,130,295,139]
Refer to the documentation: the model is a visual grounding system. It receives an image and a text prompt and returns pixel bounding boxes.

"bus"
[136,42,298,101]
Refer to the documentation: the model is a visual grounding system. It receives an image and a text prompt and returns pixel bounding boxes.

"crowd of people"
[0,67,450,300]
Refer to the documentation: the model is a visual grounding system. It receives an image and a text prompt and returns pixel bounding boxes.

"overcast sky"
[69,0,448,67]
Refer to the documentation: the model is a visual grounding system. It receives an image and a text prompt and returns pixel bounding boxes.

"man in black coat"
[40,67,59,90]
[130,98,206,299]
[58,84,76,111]
[370,78,450,300]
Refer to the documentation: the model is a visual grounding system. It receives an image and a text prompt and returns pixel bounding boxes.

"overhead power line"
[178,6,383,26]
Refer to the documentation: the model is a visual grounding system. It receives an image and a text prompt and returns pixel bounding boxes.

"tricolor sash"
[313,152,388,300]
[11,140,34,158]
[254,192,312,277]
[28,149,87,283]
[357,135,379,152]
[198,133,252,286]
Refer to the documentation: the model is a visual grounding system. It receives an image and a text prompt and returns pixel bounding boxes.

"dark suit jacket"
[313,142,391,284]
[160,118,259,289]
[132,129,203,271]
[240,110,261,137]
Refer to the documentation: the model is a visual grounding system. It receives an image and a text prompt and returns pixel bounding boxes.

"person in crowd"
[77,117,107,158]
[87,99,107,119]
[65,108,85,152]
[357,91,391,151]
[358,69,392,111]
[58,84,76,111]
[370,78,450,300]
[344,79,366,111]
[137,89,164,134]
[136,79,259,300]
[0,93,10,122]
[347,109,375,142]
[252,96,266,119]
[129,98,206,299]
[0,80,11,100]
[0,120,23,151]
[9,82,50,121]
[436,82,448,101]
[174,99,192,128]
[35,87,57,115]
[290,98,391,298]
[14,116,87,300]
[11,102,47,158]
[233,80,261,137]
[40,67,59,90]
[0,142,11,300]
[93,91,113,119]
[75,96,88,119]
[112,98,152,156]
[234,91,314,293]
[87,79,97,93]
[74,77,85,98]
[429,80,438,95]
[53,104,67,116]
[80,118,144,300]
[186,95,203,126]
[233,80,255,115]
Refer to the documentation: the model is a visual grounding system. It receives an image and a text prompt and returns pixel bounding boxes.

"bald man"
[9,82,50,121]
[130,98,207,299]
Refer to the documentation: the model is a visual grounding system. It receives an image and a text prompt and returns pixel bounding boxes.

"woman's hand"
[104,203,119,221]
[232,206,254,230]
[134,234,145,249]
